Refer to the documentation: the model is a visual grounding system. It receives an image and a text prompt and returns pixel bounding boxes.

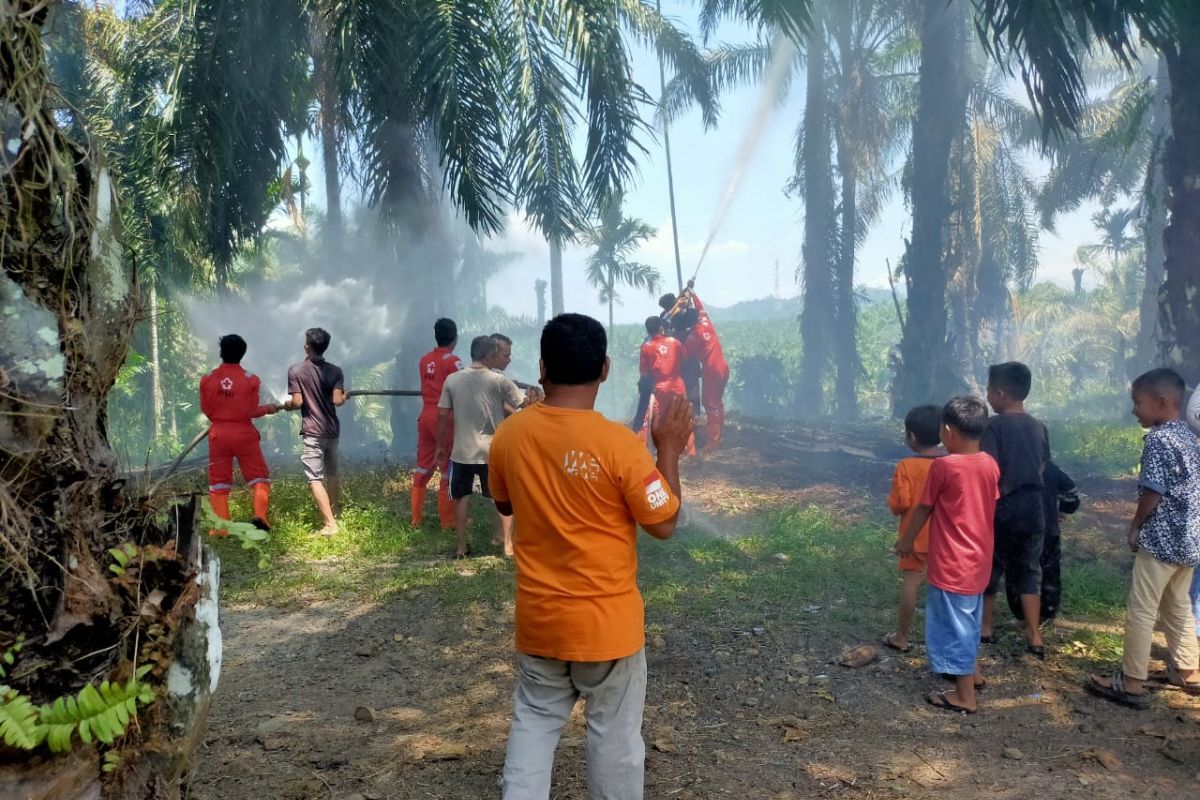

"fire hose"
[145,389,421,496]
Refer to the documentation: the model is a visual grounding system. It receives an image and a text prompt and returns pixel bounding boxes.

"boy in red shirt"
[638,317,693,455]
[412,318,463,528]
[883,405,944,652]
[897,397,999,714]
[199,334,281,534]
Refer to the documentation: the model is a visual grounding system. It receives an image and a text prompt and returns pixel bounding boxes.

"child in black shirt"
[980,362,1051,658]
[1006,460,1080,623]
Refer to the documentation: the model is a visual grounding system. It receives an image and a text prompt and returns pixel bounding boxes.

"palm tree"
[582,194,661,334]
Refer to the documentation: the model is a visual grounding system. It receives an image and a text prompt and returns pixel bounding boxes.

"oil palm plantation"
[582,193,661,334]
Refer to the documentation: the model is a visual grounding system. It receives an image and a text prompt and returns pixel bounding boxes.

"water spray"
[692,35,797,282]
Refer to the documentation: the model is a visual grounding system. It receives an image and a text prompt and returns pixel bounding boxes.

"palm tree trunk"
[608,265,615,336]
[834,134,859,417]
[893,0,969,414]
[149,281,163,440]
[797,10,836,416]
[1160,30,1200,378]
[550,238,565,316]
[1135,57,1169,372]
[656,0,685,291]
[311,11,342,258]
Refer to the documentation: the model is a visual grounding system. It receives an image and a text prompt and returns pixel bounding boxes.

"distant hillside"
[705,287,894,324]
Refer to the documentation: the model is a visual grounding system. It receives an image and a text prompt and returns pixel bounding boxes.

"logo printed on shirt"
[644,472,669,509]
[563,450,601,482]
[219,377,234,397]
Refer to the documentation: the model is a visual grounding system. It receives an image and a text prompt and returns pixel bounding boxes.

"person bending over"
[199,334,281,535]
[283,327,345,537]
[489,313,693,799]
[437,335,526,558]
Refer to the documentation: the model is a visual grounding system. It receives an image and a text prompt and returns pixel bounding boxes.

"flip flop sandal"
[453,547,472,560]
[881,633,911,653]
[1085,673,1149,709]
[1154,663,1200,695]
[1026,645,1046,660]
[979,635,996,644]
[925,690,977,715]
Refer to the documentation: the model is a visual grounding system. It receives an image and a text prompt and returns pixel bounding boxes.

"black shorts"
[986,491,1045,597]
[448,461,490,501]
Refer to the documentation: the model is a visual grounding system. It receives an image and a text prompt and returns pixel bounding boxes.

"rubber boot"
[251,482,271,531]
[209,492,231,537]
[437,481,455,530]
[411,484,427,527]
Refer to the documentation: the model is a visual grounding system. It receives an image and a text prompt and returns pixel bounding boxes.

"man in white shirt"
[438,336,527,558]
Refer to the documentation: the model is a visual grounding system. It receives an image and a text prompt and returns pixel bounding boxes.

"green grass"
[215,471,1133,667]
[1049,420,1143,479]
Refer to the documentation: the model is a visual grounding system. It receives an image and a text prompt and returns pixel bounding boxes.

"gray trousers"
[502,649,647,800]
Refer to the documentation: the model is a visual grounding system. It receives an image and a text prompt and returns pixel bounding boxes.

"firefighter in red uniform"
[412,318,464,528]
[199,334,281,535]
[639,316,694,454]
[678,293,730,450]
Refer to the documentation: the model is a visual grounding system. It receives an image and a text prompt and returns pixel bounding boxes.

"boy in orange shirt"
[489,313,692,800]
[883,405,944,652]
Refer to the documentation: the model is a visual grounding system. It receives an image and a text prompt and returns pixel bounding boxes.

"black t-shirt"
[980,412,1050,499]
[287,357,345,439]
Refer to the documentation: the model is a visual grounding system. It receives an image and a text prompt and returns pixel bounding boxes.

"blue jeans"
[926,586,983,676]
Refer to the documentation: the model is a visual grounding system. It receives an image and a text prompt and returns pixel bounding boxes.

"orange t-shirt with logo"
[488,403,680,662]
[888,455,939,566]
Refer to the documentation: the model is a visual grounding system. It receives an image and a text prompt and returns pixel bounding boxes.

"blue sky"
[482,2,1107,323]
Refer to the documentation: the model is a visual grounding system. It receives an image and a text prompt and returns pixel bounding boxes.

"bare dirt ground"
[187,420,1200,800]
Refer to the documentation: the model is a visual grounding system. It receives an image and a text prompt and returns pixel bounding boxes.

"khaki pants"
[502,649,646,800]
[1123,551,1199,679]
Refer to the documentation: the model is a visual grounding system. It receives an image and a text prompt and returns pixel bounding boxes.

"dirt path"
[188,421,1200,799]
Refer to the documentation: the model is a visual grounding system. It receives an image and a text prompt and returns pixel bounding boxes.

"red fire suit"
[639,333,694,453]
[199,363,274,531]
[683,295,730,449]
[413,345,463,527]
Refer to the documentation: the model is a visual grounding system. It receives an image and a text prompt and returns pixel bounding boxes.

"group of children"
[885,361,1200,713]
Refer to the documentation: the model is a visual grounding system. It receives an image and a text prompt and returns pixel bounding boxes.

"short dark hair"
[305,327,331,356]
[677,308,699,331]
[219,334,247,364]
[987,361,1032,400]
[490,332,513,345]
[1132,367,1185,405]
[470,335,499,362]
[542,314,606,386]
[658,293,677,312]
[645,316,663,336]
[434,318,458,347]
[904,405,943,447]
[942,396,989,440]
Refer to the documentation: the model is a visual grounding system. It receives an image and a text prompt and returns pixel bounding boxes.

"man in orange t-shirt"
[412,318,464,528]
[489,313,693,800]
[883,405,944,653]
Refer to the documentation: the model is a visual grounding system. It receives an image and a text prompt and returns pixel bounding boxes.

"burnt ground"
[187,418,1200,800]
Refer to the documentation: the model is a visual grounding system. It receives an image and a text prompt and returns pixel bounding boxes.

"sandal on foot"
[881,633,911,653]
[1026,644,1046,660]
[1085,673,1149,708]
[925,690,976,715]
[979,634,996,644]
[453,547,472,560]
[1152,663,1200,695]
